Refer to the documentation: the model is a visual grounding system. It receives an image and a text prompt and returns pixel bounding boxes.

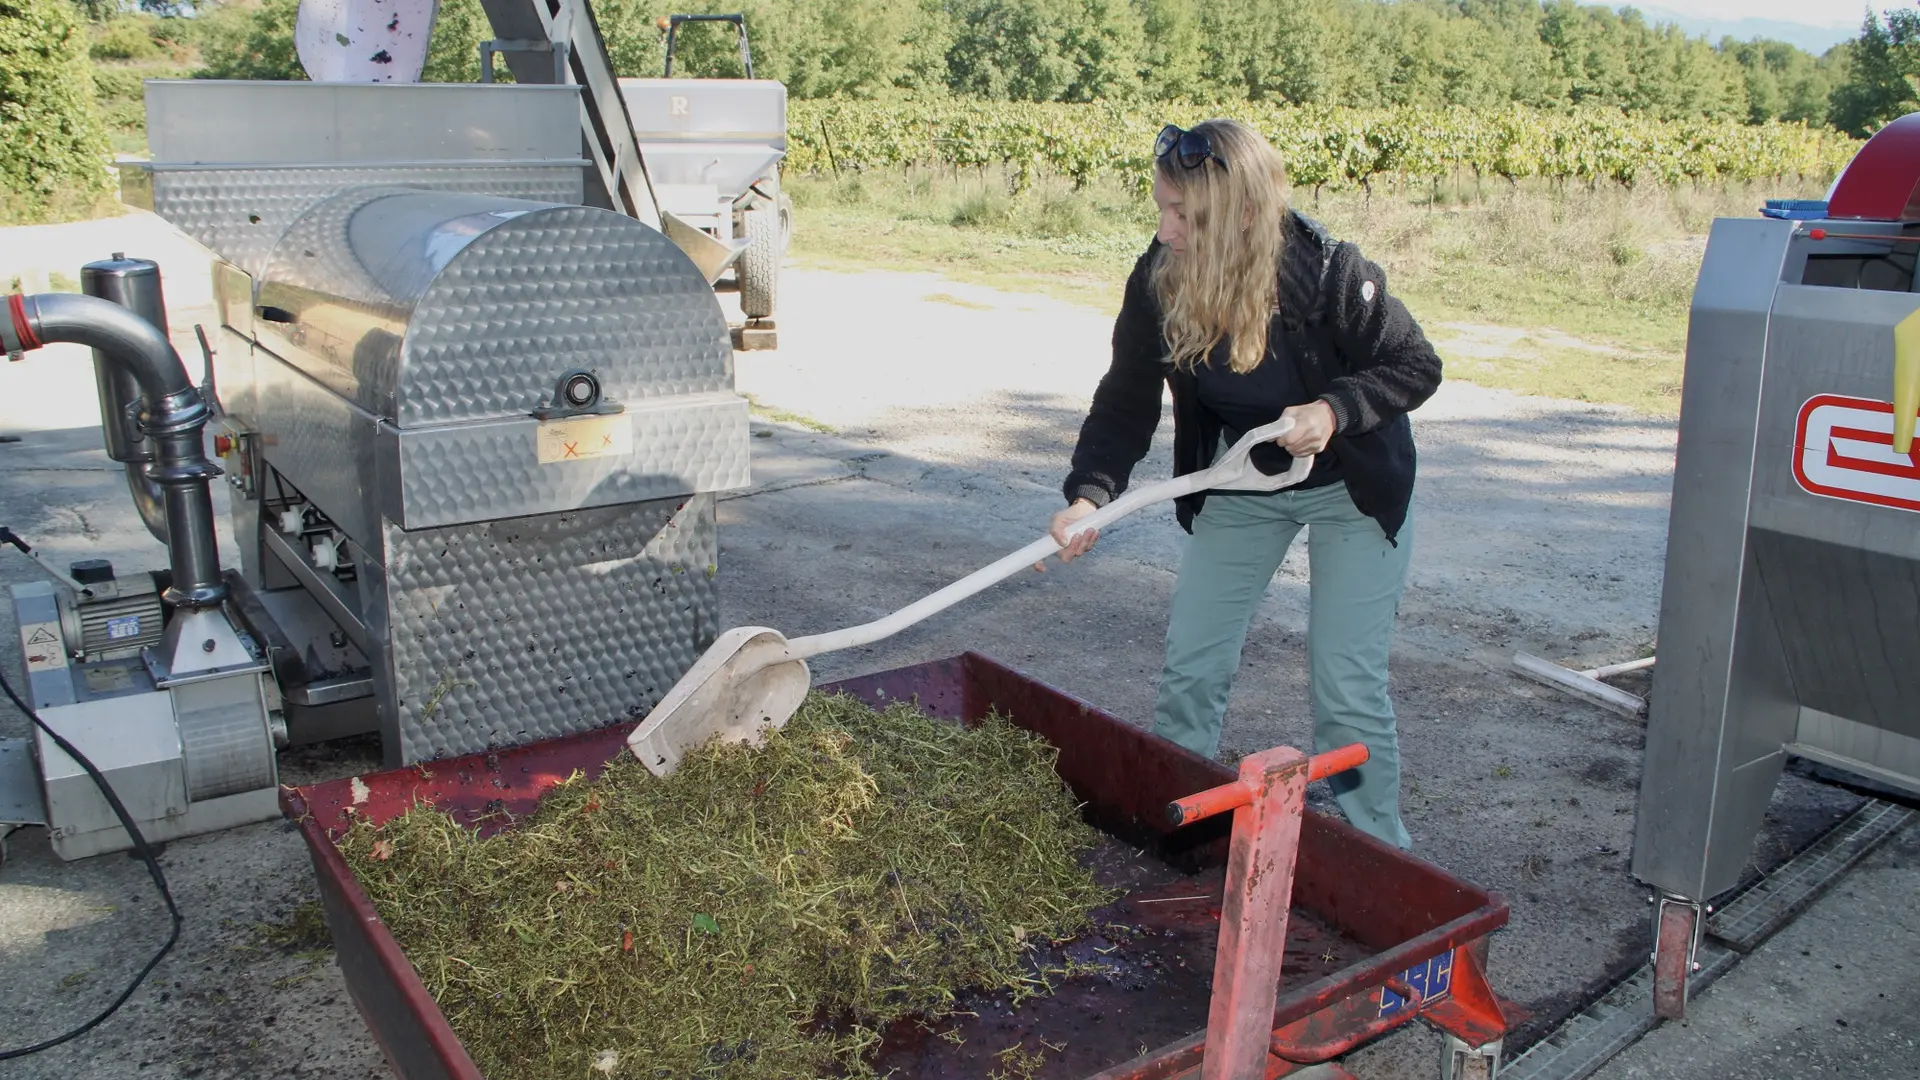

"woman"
[1042,119,1441,850]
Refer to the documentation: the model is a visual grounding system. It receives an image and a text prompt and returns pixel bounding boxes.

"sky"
[1642,0,1903,27]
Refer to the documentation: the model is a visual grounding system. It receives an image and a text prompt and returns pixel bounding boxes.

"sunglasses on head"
[1155,124,1226,172]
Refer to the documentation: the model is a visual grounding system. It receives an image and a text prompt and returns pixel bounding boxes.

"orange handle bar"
[1164,743,1369,827]
[1307,742,1370,782]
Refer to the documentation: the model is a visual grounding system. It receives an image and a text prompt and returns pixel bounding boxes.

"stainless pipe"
[124,468,169,545]
[80,255,170,544]
[80,255,161,462]
[2,288,227,609]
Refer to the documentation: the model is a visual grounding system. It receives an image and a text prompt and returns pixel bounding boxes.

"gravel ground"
[0,211,1876,1079]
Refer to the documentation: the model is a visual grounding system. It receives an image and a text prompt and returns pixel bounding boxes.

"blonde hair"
[1149,119,1290,374]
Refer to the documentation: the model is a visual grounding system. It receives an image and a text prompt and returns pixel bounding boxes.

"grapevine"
[787,99,1859,192]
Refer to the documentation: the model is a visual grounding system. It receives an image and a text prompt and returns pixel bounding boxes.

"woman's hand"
[1276,399,1336,457]
[1034,499,1099,571]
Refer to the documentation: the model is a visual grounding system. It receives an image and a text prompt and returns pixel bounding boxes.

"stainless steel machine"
[1633,115,1920,1018]
[619,12,794,326]
[1,79,751,861]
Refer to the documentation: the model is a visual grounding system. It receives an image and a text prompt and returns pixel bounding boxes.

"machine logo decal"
[106,615,142,641]
[1378,948,1454,1017]
[1793,394,1920,514]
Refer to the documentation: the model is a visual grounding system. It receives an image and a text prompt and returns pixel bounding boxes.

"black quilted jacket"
[1061,212,1442,544]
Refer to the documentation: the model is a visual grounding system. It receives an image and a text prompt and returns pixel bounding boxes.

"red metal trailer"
[280,652,1522,1079]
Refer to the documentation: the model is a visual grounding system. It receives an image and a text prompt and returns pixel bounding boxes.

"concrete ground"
[0,209,1898,1079]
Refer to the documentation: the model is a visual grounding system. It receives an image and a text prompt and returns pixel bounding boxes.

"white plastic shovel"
[626,417,1315,776]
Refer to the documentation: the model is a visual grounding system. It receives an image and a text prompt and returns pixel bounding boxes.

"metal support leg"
[1421,941,1524,1062]
[1441,1034,1502,1080]
[1652,892,1703,1020]
[1166,743,1370,1080]
[479,37,560,83]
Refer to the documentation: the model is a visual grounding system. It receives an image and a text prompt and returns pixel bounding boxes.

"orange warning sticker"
[20,620,66,673]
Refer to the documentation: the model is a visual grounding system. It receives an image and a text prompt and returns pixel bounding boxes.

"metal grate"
[1498,797,1913,1080]
[1707,800,1916,951]
[1498,942,1734,1080]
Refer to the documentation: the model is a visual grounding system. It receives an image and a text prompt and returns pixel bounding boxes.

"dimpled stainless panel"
[201,181,746,768]
[139,164,586,280]
[382,393,751,528]
[401,205,731,425]
[254,191,734,428]
[255,185,452,413]
[380,495,718,762]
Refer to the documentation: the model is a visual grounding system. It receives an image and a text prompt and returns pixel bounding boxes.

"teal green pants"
[1151,480,1414,850]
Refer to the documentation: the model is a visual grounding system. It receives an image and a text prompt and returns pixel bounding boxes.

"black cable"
[0,664,183,1059]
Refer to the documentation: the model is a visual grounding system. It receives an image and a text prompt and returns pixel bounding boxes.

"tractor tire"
[739,206,779,319]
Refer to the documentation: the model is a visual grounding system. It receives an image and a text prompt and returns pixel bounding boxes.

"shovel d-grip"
[1164,743,1368,1080]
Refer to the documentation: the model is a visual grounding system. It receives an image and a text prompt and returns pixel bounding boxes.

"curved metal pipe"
[126,464,170,544]
[79,256,172,546]
[3,292,226,609]
[11,292,190,396]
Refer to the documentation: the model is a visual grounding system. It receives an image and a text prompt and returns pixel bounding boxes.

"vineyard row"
[783,100,1861,191]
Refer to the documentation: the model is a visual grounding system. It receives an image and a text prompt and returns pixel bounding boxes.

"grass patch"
[786,168,1149,310]
[743,392,837,434]
[5,272,79,293]
[339,692,1116,1080]
[785,169,1827,413]
[1434,338,1685,416]
[0,192,123,229]
[923,292,993,310]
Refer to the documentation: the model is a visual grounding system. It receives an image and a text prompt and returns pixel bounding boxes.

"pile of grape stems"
[340,692,1120,1079]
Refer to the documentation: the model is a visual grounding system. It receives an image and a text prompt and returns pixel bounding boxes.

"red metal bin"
[281,652,1520,1079]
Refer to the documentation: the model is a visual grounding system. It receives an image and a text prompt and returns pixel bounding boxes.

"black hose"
[0,664,182,1060]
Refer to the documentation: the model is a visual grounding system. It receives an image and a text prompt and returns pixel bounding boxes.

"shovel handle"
[783,420,1313,663]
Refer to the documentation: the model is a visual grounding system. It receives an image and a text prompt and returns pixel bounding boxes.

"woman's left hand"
[1276,400,1336,457]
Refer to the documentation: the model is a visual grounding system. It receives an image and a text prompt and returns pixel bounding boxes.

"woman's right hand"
[1035,499,1100,572]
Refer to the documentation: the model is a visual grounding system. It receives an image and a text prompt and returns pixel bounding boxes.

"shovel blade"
[626,626,811,777]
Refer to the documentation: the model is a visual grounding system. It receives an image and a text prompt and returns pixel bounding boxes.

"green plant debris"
[255,899,333,953]
[990,1040,1050,1080]
[340,692,1116,1080]
[741,392,838,434]
[269,967,325,991]
[420,668,477,721]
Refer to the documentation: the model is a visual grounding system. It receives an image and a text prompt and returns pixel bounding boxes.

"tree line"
[175,0,1907,136]
[0,0,1899,235]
